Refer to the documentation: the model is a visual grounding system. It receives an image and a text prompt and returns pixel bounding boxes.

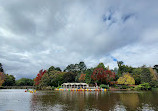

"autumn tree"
[79,74,86,82]
[91,68,105,83]
[104,70,115,85]
[34,69,46,87]
[117,73,135,85]
[0,72,5,86]
[91,67,115,85]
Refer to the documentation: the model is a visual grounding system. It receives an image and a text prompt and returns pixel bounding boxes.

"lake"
[0,89,158,111]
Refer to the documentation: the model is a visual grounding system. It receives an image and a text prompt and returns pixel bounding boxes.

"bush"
[112,84,117,87]
[120,85,128,89]
[150,80,158,88]
[134,83,151,90]
[56,86,62,89]
[100,84,109,89]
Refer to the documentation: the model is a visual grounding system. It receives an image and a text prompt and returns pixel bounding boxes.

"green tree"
[63,72,77,83]
[55,67,62,72]
[117,61,133,77]
[141,66,152,83]
[113,67,118,75]
[85,68,93,84]
[48,66,62,73]
[78,62,87,73]
[132,68,142,85]
[16,78,33,86]
[154,65,158,73]
[3,74,15,86]
[96,63,106,69]
[64,64,76,72]
[64,61,87,73]
[0,63,4,72]
[49,71,66,87]
[48,66,55,73]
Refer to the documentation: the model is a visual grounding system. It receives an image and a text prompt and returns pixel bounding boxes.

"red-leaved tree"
[104,70,115,84]
[91,68,106,82]
[34,69,46,86]
[91,68,115,85]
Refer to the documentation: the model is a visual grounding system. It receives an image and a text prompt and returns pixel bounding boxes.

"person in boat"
[26,87,28,91]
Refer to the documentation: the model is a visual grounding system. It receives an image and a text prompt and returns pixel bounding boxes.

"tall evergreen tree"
[0,63,4,72]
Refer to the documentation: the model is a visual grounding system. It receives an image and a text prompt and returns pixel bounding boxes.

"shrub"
[100,84,109,89]
[51,86,55,90]
[134,83,151,90]
[56,86,62,89]
[120,85,128,89]
[150,80,158,88]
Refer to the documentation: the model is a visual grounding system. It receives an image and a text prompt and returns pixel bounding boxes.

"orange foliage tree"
[0,72,5,86]
[79,74,86,82]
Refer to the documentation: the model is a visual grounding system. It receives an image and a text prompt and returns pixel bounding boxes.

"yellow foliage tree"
[149,68,158,81]
[117,73,135,85]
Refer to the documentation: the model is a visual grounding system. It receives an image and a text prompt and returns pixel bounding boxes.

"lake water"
[0,89,158,111]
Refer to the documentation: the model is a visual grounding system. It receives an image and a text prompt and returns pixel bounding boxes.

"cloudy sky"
[0,0,158,79]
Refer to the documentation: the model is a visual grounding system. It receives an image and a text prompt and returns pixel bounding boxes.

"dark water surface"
[0,89,158,111]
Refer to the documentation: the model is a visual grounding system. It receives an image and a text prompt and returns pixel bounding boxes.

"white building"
[61,83,89,89]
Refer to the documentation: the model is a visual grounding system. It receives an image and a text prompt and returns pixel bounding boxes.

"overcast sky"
[0,0,158,79]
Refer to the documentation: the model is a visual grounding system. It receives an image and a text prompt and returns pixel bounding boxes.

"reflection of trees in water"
[137,91,158,110]
[30,91,158,111]
[31,91,65,110]
[119,91,158,110]
[119,93,139,110]
[31,91,120,111]
[55,91,121,111]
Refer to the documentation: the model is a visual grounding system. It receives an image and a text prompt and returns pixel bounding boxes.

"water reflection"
[0,89,158,111]
[119,93,139,110]
[30,91,158,111]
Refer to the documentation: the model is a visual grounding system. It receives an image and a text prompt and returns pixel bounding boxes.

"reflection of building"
[61,83,89,89]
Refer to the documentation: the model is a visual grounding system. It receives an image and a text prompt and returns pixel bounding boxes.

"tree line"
[0,63,33,87]
[1,61,158,90]
[34,61,158,90]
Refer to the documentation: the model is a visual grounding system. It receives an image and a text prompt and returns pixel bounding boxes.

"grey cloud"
[0,0,158,79]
